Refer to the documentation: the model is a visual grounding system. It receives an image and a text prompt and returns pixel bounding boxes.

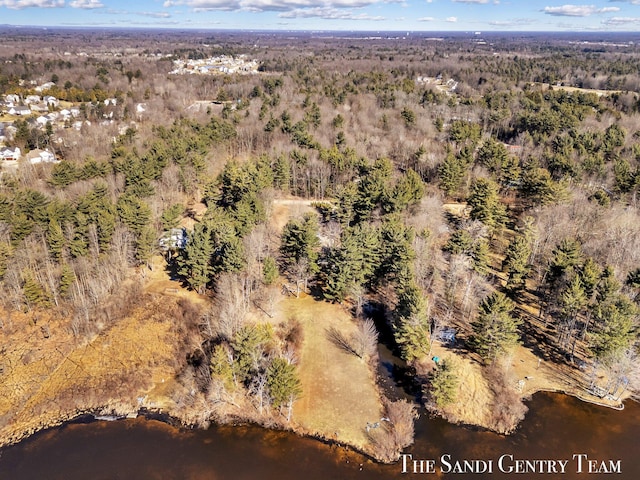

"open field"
[0,295,186,447]
[285,295,383,450]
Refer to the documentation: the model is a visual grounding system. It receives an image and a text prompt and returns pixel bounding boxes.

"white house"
[59,108,71,120]
[35,82,56,93]
[8,106,31,116]
[159,228,187,251]
[25,95,41,104]
[70,107,81,117]
[0,147,21,161]
[43,95,59,107]
[29,103,49,113]
[36,114,56,127]
[5,94,20,105]
[26,149,57,164]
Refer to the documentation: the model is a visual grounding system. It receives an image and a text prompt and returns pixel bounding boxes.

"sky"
[3,0,640,32]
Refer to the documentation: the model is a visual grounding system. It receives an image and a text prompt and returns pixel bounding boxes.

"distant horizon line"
[2,24,640,36]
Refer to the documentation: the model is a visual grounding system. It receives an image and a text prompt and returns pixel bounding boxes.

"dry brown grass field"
[284,295,383,450]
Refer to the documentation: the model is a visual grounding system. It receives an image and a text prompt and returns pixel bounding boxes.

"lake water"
[1,392,638,479]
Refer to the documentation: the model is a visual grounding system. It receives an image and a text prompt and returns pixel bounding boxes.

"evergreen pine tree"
[267,357,302,409]
[0,242,12,278]
[467,178,506,232]
[438,152,465,196]
[23,271,48,308]
[178,223,213,294]
[471,292,521,361]
[443,229,474,255]
[394,282,430,362]
[117,195,151,234]
[136,226,157,266]
[589,295,637,360]
[262,256,278,285]
[548,238,583,286]
[502,235,531,292]
[430,358,459,408]
[558,275,587,352]
[59,263,75,298]
[472,239,490,276]
[596,266,621,304]
[280,213,320,274]
[210,343,236,391]
[160,204,184,231]
[476,137,508,175]
[215,236,246,274]
[47,219,66,261]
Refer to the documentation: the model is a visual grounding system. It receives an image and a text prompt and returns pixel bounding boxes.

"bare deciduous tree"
[215,273,250,340]
[367,398,418,462]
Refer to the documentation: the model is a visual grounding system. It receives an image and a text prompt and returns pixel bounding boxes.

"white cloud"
[418,16,434,21]
[278,6,383,18]
[602,16,640,25]
[609,0,640,5]
[0,0,63,8]
[446,15,457,21]
[543,4,620,16]
[69,0,103,8]
[163,0,399,11]
[451,0,489,3]
[138,11,172,17]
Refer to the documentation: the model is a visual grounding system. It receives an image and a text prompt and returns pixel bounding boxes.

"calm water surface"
[1,393,638,480]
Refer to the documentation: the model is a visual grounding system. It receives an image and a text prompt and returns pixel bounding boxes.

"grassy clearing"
[284,295,383,450]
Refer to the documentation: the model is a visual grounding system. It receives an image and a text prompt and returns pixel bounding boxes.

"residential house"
[0,146,21,161]
[70,107,81,117]
[30,103,49,113]
[36,114,56,128]
[26,149,57,164]
[159,228,187,251]
[35,82,56,93]
[25,95,41,104]
[8,106,31,116]
[43,95,59,107]
[5,94,20,105]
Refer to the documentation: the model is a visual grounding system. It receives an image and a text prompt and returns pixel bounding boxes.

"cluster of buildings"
[416,75,459,94]
[0,82,77,167]
[1,85,86,128]
[0,143,56,166]
[169,54,259,76]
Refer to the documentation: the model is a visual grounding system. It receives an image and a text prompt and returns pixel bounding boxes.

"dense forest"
[0,29,638,457]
